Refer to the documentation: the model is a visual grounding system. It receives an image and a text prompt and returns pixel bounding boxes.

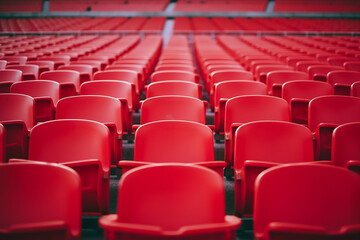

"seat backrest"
[282,80,333,102]
[210,70,254,84]
[80,80,133,109]
[308,95,360,133]
[140,96,206,125]
[235,121,314,170]
[29,119,110,169]
[10,80,60,104]
[344,61,360,72]
[224,95,289,135]
[0,93,34,130]
[307,65,344,80]
[116,164,225,231]
[56,95,122,132]
[255,65,293,82]
[134,120,214,163]
[352,81,360,97]
[40,70,80,91]
[266,71,308,94]
[146,80,200,99]
[0,162,81,239]
[295,60,328,72]
[151,70,199,83]
[214,80,266,109]
[327,70,360,86]
[0,69,22,83]
[93,69,139,91]
[332,122,360,167]
[6,64,39,80]
[1,56,27,65]
[254,163,360,240]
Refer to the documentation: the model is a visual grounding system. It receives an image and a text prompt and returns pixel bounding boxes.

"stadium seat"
[307,65,344,81]
[253,163,360,240]
[80,80,134,134]
[208,70,254,110]
[139,96,207,126]
[214,80,267,135]
[0,93,34,160]
[26,119,111,215]
[255,65,293,83]
[39,56,70,69]
[6,64,40,80]
[282,80,333,125]
[99,163,241,240]
[10,80,60,123]
[146,80,202,99]
[40,70,80,98]
[224,95,289,176]
[344,61,360,72]
[266,71,308,97]
[151,70,200,83]
[327,70,360,95]
[119,120,225,176]
[234,121,314,217]
[0,69,22,93]
[308,95,360,160]
[56,95,123,167]
[93,70,141,110]
[0,162,81,240]
[332,122,360,174]
[27,60,55,75]
[58,64,93,84]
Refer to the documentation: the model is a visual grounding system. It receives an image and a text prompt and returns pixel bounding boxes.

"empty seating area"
[1,1,360,240]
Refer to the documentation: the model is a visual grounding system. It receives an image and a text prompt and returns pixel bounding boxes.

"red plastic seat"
[56,95,122,167]
[99,163,241,240]
[0,162,81,240]
[155,64,196,73]
[308,95,360,160]
[6,64,40,80]
[214,80,267,135]
[208,70,254,110]
[344,61,360,72]
[351,81,360,97]
[39,56,70,69]
[10,80,60,123]
[27,119,111,215]
[295,60,328,73]
[119,120,225,176]
[80,80,134,134]
[332,122,360,174]
[0,56,27,65]
[40,70,80,98]
[327,70,360,95]
[224,95,289,175]
[253,163,360,240]
[93,70,141,110]
[0,69,22,93]
[282,80,333,125]
[139,96,206,126]
[307,65,344,81]
[146,80,202,99]
[255,65,293,83]
[234,121,314,217]
[151,70,200,83]
[0,93,34,160]
[104,65,145,90]
[27,60,55,75]
[58,64,93,84]
[266,71,308,97]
